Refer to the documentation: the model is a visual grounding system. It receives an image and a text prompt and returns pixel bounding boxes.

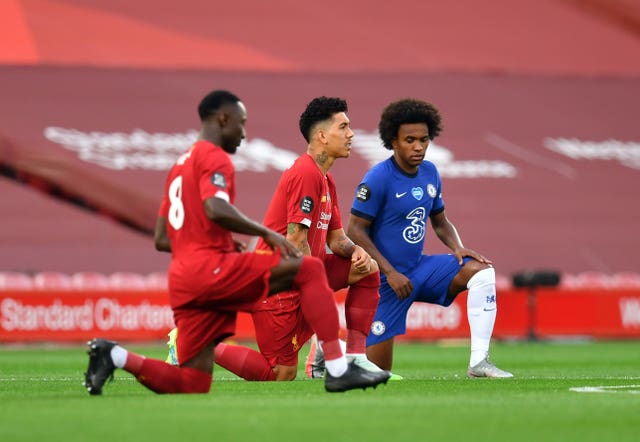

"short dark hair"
[198,90,241,121]
[378,99,443,150]
[299,96,348,143]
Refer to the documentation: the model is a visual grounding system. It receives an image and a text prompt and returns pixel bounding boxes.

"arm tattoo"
[287,223,310,254]
[333,234,355,257]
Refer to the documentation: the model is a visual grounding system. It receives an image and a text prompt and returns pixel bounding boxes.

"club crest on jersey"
[356,184,371,202]
[300,196,314,214]
[371,321,386,336]
[411,187,424,200]
[427,184,437,198]
[211,172,226,188]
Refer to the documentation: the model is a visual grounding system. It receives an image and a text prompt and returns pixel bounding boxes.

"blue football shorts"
[366,254,472,346]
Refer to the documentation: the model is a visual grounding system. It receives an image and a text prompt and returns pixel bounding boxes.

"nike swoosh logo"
[395,192,407,198]
[483,307,496,312]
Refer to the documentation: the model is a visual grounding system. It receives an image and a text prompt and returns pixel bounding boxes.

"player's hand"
[453,247,493,266]
[233,237,248,252]
[351,245,373,273]
[263,231,302,259]
[387,270,413,300]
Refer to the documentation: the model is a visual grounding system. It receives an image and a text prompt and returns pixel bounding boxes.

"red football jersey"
[158,140,236,258]
[258,153,342,259]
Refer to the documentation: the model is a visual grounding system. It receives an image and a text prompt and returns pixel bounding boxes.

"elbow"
[154,237,171,253]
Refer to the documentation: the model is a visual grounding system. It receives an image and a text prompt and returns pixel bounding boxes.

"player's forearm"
[348,227,395,277]
[204,197,269,237]
[327,229,355,258]
[286,223,311,255]
[434,222,464,253]
[154,216,172,252]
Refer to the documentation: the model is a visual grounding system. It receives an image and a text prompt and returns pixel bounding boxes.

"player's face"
[391,123,430,173]
[322,112,353,159]
[220,101,247,154]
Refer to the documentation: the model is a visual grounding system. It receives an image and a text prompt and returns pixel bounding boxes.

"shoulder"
[420,160,438,173]
[364,158,393,180]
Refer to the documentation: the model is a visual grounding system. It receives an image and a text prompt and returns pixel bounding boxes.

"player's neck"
[307,150,335,175]
[199,127,223,148]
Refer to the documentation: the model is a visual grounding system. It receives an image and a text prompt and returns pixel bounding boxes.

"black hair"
[299,96,348,143]
[198,90,241,121]
[378,99,443,150]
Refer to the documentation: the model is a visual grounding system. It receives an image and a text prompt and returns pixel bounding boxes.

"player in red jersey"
[213,97,388,381]
[83,90,390,394]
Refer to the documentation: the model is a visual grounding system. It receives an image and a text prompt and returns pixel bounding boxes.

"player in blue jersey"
[348,98,513,378]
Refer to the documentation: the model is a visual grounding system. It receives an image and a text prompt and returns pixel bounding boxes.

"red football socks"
[214,342,276,381]
[294,257,342,359]
[345,272,380,353]
[124,355,212,394]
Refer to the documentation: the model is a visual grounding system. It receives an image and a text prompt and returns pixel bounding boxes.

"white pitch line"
[570,385,640,394]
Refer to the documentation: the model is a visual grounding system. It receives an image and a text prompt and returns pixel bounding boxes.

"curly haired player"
[348,98,513,378]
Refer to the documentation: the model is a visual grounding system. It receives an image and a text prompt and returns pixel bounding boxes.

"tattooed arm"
[286,222,311,255]
[327,228,355,258]
[328,228,373,273]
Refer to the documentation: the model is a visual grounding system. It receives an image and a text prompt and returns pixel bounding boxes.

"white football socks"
[325,357,348,377]
[318,338,348,377]
[110,345,128,368]
[466,267,497,367]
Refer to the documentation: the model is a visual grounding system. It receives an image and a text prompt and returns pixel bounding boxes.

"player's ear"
[317,128,327,144]
[217,111,229,127]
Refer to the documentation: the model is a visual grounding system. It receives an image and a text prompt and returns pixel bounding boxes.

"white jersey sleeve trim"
[214,190,230,203]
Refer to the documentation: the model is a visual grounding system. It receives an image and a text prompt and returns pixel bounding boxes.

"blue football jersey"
[351,157,444,275]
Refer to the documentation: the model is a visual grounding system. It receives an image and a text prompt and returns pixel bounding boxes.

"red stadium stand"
[0,272,34,290]
[108,272,148,290]
[574,271,614,289]
[32,271,73,290]
[495,273,512,291]
[70,271,110,290]
[145,272,168,290]
[610,272,640,288]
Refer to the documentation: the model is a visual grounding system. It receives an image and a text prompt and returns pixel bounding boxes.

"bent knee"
[274,365,297,381]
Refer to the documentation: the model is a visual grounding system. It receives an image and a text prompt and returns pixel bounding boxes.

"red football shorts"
[252,254,351,367]
[170,249,280,364]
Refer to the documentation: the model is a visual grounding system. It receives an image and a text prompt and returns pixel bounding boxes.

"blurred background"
[1,0,639,342]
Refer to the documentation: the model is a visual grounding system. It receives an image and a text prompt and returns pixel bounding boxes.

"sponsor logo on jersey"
[300,196,314,214]
[211,172,226,188]
[317,211,331,230]
[411,187,424,200]
[356,184,371,202]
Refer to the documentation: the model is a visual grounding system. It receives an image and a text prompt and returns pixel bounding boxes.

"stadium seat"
[0,271,34,290]
[71,271,110,290]
[495,272,512,290]
[559,273,581,289]
[32,271,73,290]
[145,272,168,290]
[108,272,148,290]
[609,272,640,288]
[574,271,613,289]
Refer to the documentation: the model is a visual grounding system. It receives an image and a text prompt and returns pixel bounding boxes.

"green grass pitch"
[1,340,639,442]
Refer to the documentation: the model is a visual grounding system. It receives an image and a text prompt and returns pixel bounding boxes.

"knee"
[301,256,324,273]
[274,365,297,381]
[467,267,495,290]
